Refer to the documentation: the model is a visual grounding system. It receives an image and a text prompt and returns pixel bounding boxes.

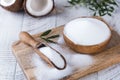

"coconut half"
[0,0,23,12]
[24,0,54,17]
[63,17,112,54]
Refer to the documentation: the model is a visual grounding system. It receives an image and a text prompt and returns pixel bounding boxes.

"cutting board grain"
[12,26,120,80]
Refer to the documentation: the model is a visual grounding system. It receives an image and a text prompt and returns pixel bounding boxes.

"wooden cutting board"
[12,26,120,80]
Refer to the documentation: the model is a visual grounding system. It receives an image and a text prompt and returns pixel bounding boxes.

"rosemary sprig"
[67,0,118,16]
[40,29,59,43]
[47,35,60,39]
[41,38,57,43]
[40,30,51,36]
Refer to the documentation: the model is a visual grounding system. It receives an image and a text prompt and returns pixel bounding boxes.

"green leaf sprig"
[67,0,118,16]
[40,29,59,43]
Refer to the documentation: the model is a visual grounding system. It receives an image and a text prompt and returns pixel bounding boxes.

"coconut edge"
[0,0,23,12]
[23,0,55,17]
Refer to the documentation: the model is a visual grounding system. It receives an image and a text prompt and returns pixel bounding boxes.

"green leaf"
[107,13,112,16]
[109,1,118,6]
[67,0,118,16]
[93,12,96,16]
[68,1,76,5]
[47,35,60,39]
[109,6,114,12]
[89,7,95,11]
[98,10,102,16]
[42,38,57,43]
[98,10,106,16]
[40,30,51,37]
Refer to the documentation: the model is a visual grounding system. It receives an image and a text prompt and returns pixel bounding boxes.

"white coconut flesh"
[64,18,111,46]
[0,0,15,6]
[39,47,65,68]
[26,0,53,16]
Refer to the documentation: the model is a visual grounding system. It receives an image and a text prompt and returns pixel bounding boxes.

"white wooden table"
[0,0,120,80]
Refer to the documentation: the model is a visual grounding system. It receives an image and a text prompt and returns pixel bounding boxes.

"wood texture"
[12,26,120,80]
[0,7,24,80]
[0,0,120,80]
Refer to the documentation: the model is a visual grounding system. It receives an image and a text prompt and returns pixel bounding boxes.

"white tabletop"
[0,0,120,80]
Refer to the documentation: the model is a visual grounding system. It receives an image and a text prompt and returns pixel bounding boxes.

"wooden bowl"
[63,16,112,54]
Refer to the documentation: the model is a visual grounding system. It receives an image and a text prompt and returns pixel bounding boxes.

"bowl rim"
[63,16,112,47]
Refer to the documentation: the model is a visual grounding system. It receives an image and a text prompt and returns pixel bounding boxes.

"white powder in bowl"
[64,18,111,45]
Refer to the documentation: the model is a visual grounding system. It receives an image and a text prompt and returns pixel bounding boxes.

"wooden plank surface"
[0,0,120,80]
[0,7,24,80]
[12,26,120,80]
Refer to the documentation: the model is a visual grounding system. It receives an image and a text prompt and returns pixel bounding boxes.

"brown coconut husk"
[0,0,23,12]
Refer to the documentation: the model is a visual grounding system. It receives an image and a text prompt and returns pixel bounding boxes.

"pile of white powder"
[31,35,94,80]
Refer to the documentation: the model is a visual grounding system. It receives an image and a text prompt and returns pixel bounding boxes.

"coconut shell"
[23,0,54,17]
[0,0,23,12]
[63,16,112,54]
